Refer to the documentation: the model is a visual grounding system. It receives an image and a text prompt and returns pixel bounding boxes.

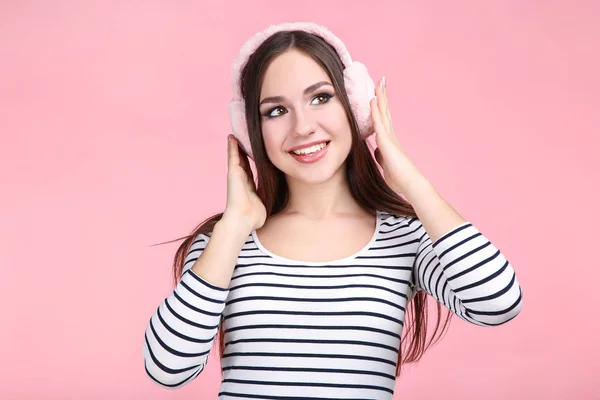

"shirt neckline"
[251,210,381,265]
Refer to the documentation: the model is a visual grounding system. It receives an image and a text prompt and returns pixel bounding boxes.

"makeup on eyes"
[261,92,335,118]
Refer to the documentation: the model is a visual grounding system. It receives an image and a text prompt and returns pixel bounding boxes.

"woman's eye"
[264,94,333,118]
[267,106,287,118]
[311,93,333,105]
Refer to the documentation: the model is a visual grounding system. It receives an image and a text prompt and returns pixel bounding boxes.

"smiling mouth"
[289,141,330,156]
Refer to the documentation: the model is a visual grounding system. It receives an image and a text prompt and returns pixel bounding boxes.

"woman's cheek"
[261,121,287,161]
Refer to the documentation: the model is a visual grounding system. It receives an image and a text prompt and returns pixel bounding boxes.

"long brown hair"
[164,30,451,376]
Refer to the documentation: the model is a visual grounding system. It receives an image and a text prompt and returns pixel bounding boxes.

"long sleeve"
[410,219,522,326]
[143,233,230,388]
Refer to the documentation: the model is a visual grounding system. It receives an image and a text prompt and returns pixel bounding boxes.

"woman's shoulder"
[377,210,420,226]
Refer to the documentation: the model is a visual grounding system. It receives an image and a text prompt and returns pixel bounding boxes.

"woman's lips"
[289,141,330,164]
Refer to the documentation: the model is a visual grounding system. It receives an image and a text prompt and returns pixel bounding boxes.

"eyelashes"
[262,93,334,118]
[264,106,286,119]
[311,93,334,106]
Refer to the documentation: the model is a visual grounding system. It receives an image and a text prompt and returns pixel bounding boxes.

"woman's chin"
[286,164,346,186]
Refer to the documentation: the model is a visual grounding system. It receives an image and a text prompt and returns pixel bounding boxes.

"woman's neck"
[282,168,363,219]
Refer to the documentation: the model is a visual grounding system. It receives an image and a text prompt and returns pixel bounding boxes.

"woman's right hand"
[222,134,267,233]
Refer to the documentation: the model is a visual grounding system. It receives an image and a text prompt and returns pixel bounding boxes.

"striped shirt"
[143,211,523,399]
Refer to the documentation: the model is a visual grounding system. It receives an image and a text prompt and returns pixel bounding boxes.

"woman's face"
[258,49,352,185]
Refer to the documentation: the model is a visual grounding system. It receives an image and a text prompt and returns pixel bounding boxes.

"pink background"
[1,1,598,399]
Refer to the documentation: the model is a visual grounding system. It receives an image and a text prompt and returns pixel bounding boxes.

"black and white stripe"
[143,211,522,398]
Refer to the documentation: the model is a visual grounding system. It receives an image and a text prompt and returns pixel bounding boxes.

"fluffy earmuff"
[228,22,376,159]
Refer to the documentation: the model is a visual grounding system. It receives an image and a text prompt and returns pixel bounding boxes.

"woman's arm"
[395,156,522,326]
[142,219,250,388]
[370,77,522,325]
[409,214,523,326]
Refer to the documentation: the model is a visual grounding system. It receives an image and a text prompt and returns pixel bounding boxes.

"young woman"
[142,22,523,399]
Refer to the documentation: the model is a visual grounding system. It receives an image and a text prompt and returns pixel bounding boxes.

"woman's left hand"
[370,77,467,240]
[370,77,426,196]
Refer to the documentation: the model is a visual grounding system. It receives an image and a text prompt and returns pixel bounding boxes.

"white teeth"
[292,142,327,155]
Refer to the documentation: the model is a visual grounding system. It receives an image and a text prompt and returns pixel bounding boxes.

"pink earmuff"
[228,22,376,159]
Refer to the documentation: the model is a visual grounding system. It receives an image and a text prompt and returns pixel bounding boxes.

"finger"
[227,134,241,172]
[374,83,389,131]
[239,147,256,187]
[382,77,392,122]
[238,147,252,176]
[375,77,392,130]
[235,139,253,176]
[375,78,387,114]
[370,97,386,135]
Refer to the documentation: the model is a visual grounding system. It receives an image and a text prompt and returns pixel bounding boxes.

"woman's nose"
[292,108,317,137]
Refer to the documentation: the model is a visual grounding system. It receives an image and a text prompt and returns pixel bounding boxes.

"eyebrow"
[259,81,333,106]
